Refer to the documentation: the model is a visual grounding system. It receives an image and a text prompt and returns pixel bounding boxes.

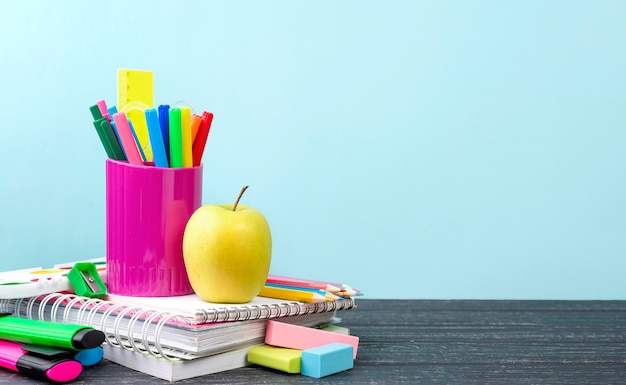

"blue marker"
[158,105,171,162]
[145,108,169,167]
[107,105,118,119]
[74,346,104,367]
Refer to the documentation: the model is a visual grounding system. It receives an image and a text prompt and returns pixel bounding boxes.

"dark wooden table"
[2,299,626,384]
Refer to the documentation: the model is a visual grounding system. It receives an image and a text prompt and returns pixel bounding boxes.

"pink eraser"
[265,320,359,359]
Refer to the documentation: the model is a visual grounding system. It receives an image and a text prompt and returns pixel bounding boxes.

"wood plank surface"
[2,299,626,384]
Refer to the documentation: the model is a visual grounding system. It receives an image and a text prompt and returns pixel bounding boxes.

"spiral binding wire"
[3,293,356,360]
[0,298,14,314]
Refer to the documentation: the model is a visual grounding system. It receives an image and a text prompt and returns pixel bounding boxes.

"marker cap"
[46,360,83,383]
[17,354,82,383]
[72,329,105,350]
[73,346,104,366]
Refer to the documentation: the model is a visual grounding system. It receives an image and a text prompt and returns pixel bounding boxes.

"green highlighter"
[0,316,105,351]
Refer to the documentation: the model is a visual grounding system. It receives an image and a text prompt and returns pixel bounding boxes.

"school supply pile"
[0,68,363,382]
[0,262,359,381]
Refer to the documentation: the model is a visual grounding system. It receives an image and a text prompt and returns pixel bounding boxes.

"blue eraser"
[74,346,104,367]
[301,342,354,378]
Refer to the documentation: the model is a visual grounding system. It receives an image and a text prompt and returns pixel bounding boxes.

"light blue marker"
[128,120,147,162]
[74,346,104,367]
[107,106,127,159]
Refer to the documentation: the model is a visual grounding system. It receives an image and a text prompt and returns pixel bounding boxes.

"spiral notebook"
[103,342,263,382]
[104,292,355,324]
[2,292,355,360]
[103,324,351,382]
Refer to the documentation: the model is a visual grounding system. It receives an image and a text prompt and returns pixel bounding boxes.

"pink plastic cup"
[105,159,203,297]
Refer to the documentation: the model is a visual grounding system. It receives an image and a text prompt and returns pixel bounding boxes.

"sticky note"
[247,345,301,373]
[301,343,354,378]
[265,320,359,359]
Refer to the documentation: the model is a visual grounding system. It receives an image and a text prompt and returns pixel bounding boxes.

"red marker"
[0,339,82,383]
[192,111,213,167]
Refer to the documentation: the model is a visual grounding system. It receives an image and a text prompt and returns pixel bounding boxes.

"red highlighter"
[0,339,82,383]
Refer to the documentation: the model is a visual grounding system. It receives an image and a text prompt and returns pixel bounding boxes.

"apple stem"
[233,185,249,211]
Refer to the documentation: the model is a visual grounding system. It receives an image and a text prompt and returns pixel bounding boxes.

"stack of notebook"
[2,290,356,381]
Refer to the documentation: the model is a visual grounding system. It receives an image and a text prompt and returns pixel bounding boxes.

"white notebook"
[104,292,354,324]
[102,342,262,382]
[3,292,355,359]
[102,323,351,381]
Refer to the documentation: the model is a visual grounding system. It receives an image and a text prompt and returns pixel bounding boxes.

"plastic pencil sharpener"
[67,262,107,298]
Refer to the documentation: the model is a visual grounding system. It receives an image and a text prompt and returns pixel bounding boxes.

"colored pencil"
[263,283,341,301]
[266,275,342,294]
[258,285,329,304]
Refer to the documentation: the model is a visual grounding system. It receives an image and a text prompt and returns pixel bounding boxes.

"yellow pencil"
[259,286,328,304]
[322,291,340,301]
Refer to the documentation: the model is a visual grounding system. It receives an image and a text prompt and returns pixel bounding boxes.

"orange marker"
[180,107,193,168]
[190,114,203,143]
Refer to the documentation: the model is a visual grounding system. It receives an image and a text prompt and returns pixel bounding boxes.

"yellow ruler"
[117,69,154,161]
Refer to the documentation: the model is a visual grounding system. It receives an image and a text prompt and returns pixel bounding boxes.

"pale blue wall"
[1,1,625,299]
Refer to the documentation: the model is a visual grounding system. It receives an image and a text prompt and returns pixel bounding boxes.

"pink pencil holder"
[105,159,203,297]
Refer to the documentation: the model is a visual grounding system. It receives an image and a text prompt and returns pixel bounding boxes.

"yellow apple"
[182,186,272,303]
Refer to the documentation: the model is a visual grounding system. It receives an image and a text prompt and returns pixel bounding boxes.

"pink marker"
[113,112,143,165]
[96,99,111,121]
[0,339,83,383]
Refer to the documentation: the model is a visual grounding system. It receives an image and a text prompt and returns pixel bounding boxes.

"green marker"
[99,118,126,161]
[169,107,183,168]
[0,316,105,351]
[91,104,126,161]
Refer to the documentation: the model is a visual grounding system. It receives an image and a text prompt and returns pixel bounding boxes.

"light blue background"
[1,1,624,299]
